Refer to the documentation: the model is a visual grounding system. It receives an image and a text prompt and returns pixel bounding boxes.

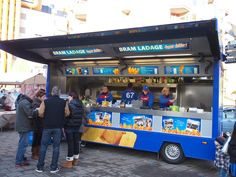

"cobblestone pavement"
[0,131,218,177]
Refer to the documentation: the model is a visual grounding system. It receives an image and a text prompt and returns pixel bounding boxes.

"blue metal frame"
[212,60,220,138]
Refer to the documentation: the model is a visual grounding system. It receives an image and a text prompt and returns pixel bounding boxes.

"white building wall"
[19,8,68,39]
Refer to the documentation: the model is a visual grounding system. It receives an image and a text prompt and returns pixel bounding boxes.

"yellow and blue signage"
[162,116,201,136]
[87,111,112,127]
[120,113,153,131]
[118,43,189,53]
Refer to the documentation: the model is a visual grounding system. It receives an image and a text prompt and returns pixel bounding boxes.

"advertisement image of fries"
[120,114,153,131]
[81,127,137,148]
[128,67,139,74]
[87,111,112,127]
[162,117,201,137]
[179,65,184,74]
[113,68,120,75]
[162,128,201,136]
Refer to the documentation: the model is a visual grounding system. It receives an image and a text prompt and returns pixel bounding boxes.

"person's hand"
[170,98,176,103]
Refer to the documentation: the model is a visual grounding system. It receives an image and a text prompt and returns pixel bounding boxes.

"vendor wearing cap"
[140,85,154,109]
[159,87,176,109]
[121,83,138,105]
[96,86,113,105]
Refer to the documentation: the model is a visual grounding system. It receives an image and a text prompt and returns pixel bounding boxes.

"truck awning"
[0,19,220,64]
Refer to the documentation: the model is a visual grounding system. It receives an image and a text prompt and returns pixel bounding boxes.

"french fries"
[162,128,201,136]
[128,67,139,74]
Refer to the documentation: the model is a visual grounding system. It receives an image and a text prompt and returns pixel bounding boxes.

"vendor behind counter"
[159,87,176,109]
[96,86,113,106]
[140,85,154,109]
[121,83,138,105]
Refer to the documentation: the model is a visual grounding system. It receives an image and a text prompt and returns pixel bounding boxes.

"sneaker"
[50,167,59,173]
[35,167,43,173]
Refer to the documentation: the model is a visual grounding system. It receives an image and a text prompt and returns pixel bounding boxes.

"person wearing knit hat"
[139,85,154,109]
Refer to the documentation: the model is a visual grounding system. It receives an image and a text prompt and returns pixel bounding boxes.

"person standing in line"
[15,90,35,167]
[36,86,70,173]
[31,89,46,160]
[62,91,85,168]
[228,122,236,177]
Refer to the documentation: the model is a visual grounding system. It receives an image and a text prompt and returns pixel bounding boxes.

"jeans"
[37,129,61,170]
[15,132,29,164]
[218,168,228,177]
[231,163,236,177]
[65,130,82,158]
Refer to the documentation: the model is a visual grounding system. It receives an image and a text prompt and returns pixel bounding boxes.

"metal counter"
[90,107,212,120]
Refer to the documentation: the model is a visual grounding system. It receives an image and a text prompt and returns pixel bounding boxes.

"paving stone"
[0,131,218,177]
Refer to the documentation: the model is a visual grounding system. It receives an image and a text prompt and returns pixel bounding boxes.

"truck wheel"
[160,143,184,164]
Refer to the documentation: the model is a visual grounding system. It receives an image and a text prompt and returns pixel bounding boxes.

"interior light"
[60,57,113,61]
[123,53,193,58]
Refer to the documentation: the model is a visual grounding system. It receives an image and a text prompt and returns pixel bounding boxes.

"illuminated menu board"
[164,65,199,75]
[93,67,119,75]
[65,67,89,75]
[127,66,159,75]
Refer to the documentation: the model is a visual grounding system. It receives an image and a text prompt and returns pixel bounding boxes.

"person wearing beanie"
[139,85,154,109]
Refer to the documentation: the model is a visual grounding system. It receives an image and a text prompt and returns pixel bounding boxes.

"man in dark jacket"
[15,90,34,167]
[36,86,70,173]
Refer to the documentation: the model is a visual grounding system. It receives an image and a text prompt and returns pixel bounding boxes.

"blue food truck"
[0,19,223,164]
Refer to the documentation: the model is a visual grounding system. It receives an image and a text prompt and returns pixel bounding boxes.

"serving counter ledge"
[89,107,212,120]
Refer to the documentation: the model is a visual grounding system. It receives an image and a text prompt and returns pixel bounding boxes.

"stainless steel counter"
[90,107,212,120]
